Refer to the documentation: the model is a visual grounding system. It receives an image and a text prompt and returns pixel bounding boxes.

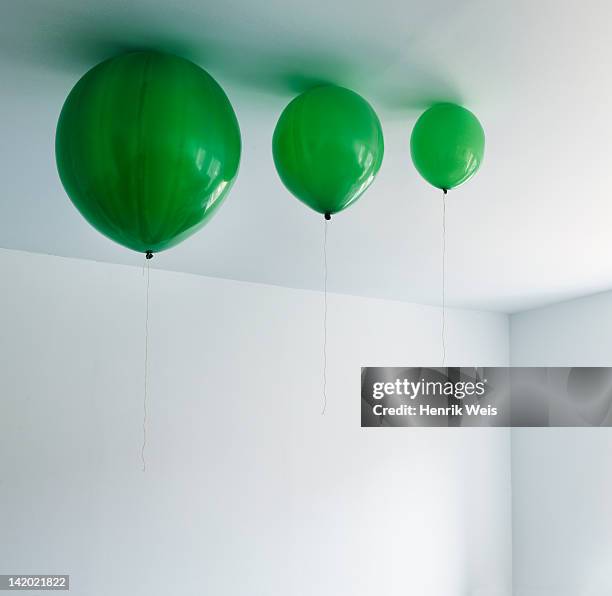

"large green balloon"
[56,51,241,254]
[410,103,484,191]
[272,86,384,217]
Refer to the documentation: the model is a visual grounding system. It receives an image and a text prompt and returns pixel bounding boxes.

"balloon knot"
[442,188,448,195]
[145,251,154,260]
[324,212,331,221]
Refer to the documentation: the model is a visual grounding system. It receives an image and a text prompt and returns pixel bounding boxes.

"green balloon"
[56,51,241,254]
[410,103,484,191]
[272,86,384,217]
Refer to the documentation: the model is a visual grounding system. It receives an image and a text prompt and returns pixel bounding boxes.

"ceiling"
[2,0,612,313]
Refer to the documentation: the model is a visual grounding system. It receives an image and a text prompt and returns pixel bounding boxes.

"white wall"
[511,290,612,367]
[511,292,612,596]
[0,248,511,596]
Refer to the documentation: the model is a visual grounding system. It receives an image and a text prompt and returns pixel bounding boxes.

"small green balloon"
[272,86,384,216]
[56,51,241,254]
[410,103,484,191]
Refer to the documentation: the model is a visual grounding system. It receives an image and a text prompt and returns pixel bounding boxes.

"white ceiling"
[2,0,612,313]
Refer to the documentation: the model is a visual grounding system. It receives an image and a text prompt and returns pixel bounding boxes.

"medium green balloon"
[56,51,241,254]
[272,86,384,217]
[410,103,484,191]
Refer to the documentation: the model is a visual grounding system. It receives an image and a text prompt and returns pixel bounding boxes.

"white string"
[441,191,447,368]
[141,257,150,472]
[322,218,328,415]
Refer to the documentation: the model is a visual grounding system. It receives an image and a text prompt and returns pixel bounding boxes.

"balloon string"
[441,190,447,369]
[322,218,328,415]
[142,257,151,472]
